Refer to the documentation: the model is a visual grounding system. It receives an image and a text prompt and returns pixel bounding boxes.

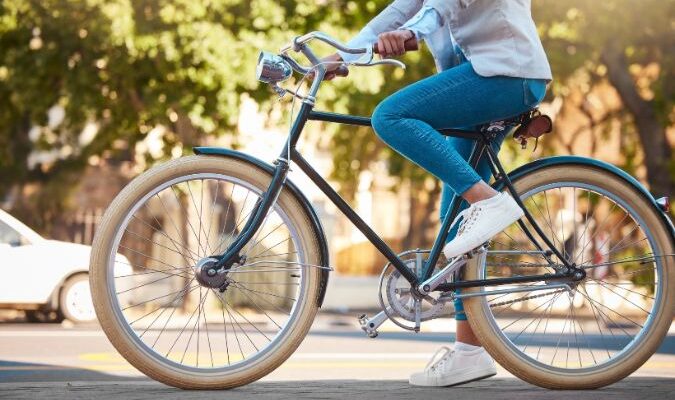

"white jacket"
[362,0,552,79]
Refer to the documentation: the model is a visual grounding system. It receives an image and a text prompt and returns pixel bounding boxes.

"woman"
[322,0,551,388]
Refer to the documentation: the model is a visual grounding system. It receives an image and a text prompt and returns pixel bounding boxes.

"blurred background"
[0,0,672,312]
[0,0,673,384]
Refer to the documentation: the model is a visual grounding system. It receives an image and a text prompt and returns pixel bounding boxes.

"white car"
[0,208,132,323]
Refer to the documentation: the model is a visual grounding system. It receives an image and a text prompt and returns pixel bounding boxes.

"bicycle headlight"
[256,51,292,84]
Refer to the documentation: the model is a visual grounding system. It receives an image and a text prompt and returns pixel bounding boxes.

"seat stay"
[483,143,575,270]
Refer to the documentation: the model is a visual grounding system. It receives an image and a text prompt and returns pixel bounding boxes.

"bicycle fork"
[210,158,290,274]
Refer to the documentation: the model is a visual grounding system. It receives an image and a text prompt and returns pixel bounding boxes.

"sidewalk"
[1,378,674,400]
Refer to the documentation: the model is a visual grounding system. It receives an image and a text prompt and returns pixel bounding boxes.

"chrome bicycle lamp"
[256,51,292,84]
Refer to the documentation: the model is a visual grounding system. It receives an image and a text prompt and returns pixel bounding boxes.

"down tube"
[290,149,418,284]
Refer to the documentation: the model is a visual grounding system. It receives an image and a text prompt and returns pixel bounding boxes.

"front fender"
[194,147,330,307]
[499,156,674,244]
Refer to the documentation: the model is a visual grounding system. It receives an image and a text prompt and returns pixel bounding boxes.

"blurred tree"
[0,0,357,229]
[0,0,671,244]
[319,2,439,249]
[325,0,675,249]
[533,0,674,197]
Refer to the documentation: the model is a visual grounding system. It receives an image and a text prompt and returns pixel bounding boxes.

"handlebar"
[332,38,418,77]
[271,31,417,102]
[280,31,418,77]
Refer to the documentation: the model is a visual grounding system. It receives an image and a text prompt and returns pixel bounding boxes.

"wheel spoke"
[480,180,662,374]
[100,173,309,372]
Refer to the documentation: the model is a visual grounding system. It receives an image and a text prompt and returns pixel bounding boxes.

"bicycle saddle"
[438,108,553,150]
[511,109,552,140]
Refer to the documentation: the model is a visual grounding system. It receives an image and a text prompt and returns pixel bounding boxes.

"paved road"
[2,378,675,400]
[1,312,674,399]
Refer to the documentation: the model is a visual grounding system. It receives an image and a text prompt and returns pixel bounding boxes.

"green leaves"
[1,0,671,228]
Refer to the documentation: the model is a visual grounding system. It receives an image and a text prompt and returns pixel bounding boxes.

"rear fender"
[498,156,674,245]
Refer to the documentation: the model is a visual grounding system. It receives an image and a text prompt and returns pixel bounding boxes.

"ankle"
[455,342,482,352]
[462,182,499,204]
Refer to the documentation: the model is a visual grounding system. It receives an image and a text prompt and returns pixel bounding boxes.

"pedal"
[358,310,389,338]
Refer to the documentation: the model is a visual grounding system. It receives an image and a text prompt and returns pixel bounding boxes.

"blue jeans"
[371,61,546,320]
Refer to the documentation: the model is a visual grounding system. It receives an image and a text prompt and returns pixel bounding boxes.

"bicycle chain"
[486,288,567,309]
[439,287,567,319]
[480,261,573,310]
[485,262,563,268]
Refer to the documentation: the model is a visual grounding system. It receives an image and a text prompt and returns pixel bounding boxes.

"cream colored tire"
[90,155,323,389]
[463,165,674,389]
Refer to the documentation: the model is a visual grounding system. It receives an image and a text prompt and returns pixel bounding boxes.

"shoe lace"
[425,346,454,372]
[450,205,484,238]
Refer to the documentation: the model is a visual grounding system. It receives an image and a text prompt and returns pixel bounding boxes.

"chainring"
[385,265,444,322]
[378,250,452,330]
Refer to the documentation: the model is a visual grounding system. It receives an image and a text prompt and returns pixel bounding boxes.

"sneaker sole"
[409,366,497,387]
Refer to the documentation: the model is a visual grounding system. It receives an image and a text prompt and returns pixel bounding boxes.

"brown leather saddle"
[510,109,553,150]
[438,108,553,150]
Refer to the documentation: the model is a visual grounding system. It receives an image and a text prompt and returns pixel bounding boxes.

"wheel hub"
[194,257,229,289]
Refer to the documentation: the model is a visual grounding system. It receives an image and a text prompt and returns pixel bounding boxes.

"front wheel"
[463,164,674,389]
[90,155,324,389]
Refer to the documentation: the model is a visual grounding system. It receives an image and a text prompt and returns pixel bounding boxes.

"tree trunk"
[402,179,441,251]
[601,42,673,197]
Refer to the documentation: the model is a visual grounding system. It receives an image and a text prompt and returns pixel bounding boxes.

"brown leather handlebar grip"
[373,38,419,54]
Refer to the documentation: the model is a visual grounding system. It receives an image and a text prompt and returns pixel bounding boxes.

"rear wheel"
[90,155,324,389]
[463,164,674,389]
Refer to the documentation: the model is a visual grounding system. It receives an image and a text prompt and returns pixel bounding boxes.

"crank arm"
[418,255,468,295]
[358,308,391,338]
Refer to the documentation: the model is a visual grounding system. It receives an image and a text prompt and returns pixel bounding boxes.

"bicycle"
[90,31,675,390]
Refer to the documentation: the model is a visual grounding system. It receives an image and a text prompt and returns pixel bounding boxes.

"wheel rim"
[104,173,309,372]
[65,280,95,321]
[479,181,664,373]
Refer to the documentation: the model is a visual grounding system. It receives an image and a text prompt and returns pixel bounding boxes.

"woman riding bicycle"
[322,0,551,387]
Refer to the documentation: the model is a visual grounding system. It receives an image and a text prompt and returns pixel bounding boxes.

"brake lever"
[349,48,407,69]
[348,48,375,66]
[366,59,406,69]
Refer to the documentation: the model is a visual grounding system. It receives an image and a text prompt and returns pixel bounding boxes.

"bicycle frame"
[212,35,584,293]
[213,99,582,293]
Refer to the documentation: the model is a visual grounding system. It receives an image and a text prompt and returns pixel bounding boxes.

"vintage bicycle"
[90,32,674,390]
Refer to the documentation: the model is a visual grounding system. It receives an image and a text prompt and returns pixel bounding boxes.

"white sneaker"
[409,346,497,387]
[443,192,524,259]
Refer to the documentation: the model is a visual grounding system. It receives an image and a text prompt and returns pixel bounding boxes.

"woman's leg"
[372,64,546,387]
[439,133,507,343]
[371,62,539,198]
[373,63,546,261]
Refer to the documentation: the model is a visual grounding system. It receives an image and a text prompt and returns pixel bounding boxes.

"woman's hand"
[313,53,345,81]
[377,30,415,58]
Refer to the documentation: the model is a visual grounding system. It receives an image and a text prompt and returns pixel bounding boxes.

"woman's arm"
[365,0,424,36]
[338,0,423,62]
[399,6,444,41]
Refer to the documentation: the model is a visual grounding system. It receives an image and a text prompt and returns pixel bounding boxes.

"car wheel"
[59,274,96,323]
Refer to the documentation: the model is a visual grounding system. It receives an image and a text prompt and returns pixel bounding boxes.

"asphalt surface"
[1,312,674,399]
[2,378,675,400]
